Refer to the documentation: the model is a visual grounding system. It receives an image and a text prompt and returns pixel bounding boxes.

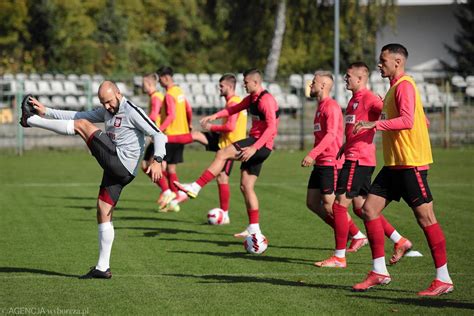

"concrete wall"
[376,4,460,68]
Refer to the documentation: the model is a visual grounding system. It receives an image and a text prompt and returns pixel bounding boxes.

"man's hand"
[200,114,218,125]
[146,161,163,183]
[336,143,346,160]
[353,120,376,134]
[200,121,212,131]
[28,97,47,116]
[301,155,315,167]
[236,146,257,162]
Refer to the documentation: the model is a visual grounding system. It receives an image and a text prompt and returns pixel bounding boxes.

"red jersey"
[308,97,343,167]
[215,88,279,150]
[344,88,382,166]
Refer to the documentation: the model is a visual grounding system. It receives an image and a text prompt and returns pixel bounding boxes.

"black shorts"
[204,132,220,152]
[336,160,375,198]
[87,130,135,206]
[143,142,154,161]
[164,143,184,164]
[369,166,433,207]
[307,165,338,194]
[233,137,272,177]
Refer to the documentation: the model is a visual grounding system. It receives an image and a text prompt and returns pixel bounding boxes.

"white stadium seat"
[29,73,41,81]
[289,74,303,88]
[50,80,64,95]
[465,86,474,98]
[116,82,130,96]
[67,74,80,82]
[268,83,283,96]
[190,83,204,95]
[204,82,218,95]
[80,74,92,81]
[38,96,51,107]
[173,73,185,83]
[51,95,64,108]
[3,73,14,80]
[16,73,28,81]
[193,94,208,107]
[37,80,51,95]
[65,95,80,109]
[55,74,66,80]
[179,83,191,95]
[92,74,104,82]
[198,73,211,83]
[64,81,79,95]
[24,80,39,94]
[185,73,198,83]
[211,73,222,82]
[274,95,286,109]
[466,76,474,87]
[286,94,302,109]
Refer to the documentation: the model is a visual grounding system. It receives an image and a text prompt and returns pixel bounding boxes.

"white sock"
[163,189,172,195]
[96,222,114,272]
[27,116,75,135]
[334,249,346,258]
[223,211,229,219]
[248,224,261,234]
[373,257,389,275]
[353,231,366,239]
[436,263,452,283]
[389,230,402,243]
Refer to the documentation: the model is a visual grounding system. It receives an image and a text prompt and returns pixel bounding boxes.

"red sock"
[333,204,349,250]
[196,169,215,187]
[168,172,178,193]
[157,170,169,191]
[218,183,230,211]
[324,215,335,228]
[380,215,395,238]
[248,209,259,224]
[365,217,385,259]
[348,218,360,237]
[423,223,447,268]
[353,208,363,218]
[166,133,193,144]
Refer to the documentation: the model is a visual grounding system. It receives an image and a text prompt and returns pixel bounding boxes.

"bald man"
[175,68,280,237]
[19,81,167,279]
[315,62,410,269]
[352,44,453,296]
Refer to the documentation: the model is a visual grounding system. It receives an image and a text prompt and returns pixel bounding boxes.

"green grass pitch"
[1,147,473,314]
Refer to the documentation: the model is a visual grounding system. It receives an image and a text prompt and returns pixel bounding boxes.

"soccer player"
[141,74,168,203]
[302,71,368,260]
[19,81,167,279]
[156,66,193,211]
[164,74,247,220]
[175,68,279,237]
[352,44,453,296]
[315,62,411,268]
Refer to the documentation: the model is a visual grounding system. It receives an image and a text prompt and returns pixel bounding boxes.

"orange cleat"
[389,237,412,265]
[233,229,250,238]
[314,256,346,268]
[418,279,453,296]
[347,238,368,253]
[353,271,391,291]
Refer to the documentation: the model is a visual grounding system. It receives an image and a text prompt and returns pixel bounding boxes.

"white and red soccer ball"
[207,208,225,225]
[244,233,268,254]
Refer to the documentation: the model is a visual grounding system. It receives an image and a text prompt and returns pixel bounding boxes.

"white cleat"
[174,181,199,198]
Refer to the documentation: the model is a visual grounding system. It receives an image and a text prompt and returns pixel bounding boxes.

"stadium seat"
[67,74,80,82]
[185,73,198,83]
[286,94,302,109]
[24,80,39,94]
[466,76,474,87]
[370,71,383,83]
[42,73,54,80]
[64,81,80,95]
[204,82,218,95]
[274,95,286,109]
[37,80,51,95]
[15,73,28,81]
[91,81,101,94]
[78,96,88,107]
[198,73,211,83]
[173,73,185,83]
[268,83,283,96]
[65,95,80,109]
[116,82,130,96]
[38,96,51,107]
[237,73,244,83]
[235,84,244,97]
[209,95,223,108]
[51,95,64,108]
[193,94,208,107]
[3,73,14,80]
[50,80,65,95]
[211,73,222,82]
[55,74,66,80]
[466,86,474,98]
[92,96,100,106]
[289,74,303,89]
[180,82,191,95]
[92,74,104,82]
[407,72,425,82]
[29,73,41,81]
[190,83,204,95]
[80,74,92,81]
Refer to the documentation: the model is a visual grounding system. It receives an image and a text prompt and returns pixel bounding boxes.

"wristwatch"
[154,156,163,163]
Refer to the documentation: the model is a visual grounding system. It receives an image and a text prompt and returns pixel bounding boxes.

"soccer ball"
[207,208,225,225]
[244,233,268,254]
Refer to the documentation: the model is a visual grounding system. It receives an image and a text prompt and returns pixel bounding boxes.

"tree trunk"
[264,0,286,82]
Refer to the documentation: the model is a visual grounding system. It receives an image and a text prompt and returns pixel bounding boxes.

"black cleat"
[79,267,112,279]
[19,94,36,127]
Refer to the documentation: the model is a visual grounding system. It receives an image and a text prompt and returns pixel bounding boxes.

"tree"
[264,0,286,82]
[444,1,474,75]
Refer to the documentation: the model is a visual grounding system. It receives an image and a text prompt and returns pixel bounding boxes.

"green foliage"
[444,1,474,75]
[0,0,397,77]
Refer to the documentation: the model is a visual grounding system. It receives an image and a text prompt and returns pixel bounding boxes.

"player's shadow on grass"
[115,215,194,224]
[168,250,315,265]
[160,237,242,247]
[0,267,78,278]
[115,226,223,237]
[63,205,152,212]
[350,294,474,310]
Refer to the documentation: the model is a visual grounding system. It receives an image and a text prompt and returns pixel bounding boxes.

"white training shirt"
[45,96,167,176]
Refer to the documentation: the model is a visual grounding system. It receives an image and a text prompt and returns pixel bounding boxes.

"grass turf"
[0,147,473,315]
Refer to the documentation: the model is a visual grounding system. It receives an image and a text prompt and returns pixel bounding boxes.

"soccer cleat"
[233,229,250,238]
[347,238,368,253]
[19,94,36,127]
[158,191,176,210]
[352,271,391,291]
[389,237,412,265]
[174,190,189,204]
[314,256,347,268]
[79,267,112,279]
[417,279,454,296]
[173,181,199,199]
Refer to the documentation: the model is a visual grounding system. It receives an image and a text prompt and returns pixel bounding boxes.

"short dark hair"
[243,68,262,78]
[156,66,173,77]
[219,73,237,88]
[348,61,370,73]
[381,43,408,58]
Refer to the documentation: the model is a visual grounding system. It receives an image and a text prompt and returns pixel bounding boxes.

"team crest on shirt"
[352,102,359,110]
[114,117,122,127]
[380,112,387,120]
[345,115,356,124]
[314,123,321,132]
